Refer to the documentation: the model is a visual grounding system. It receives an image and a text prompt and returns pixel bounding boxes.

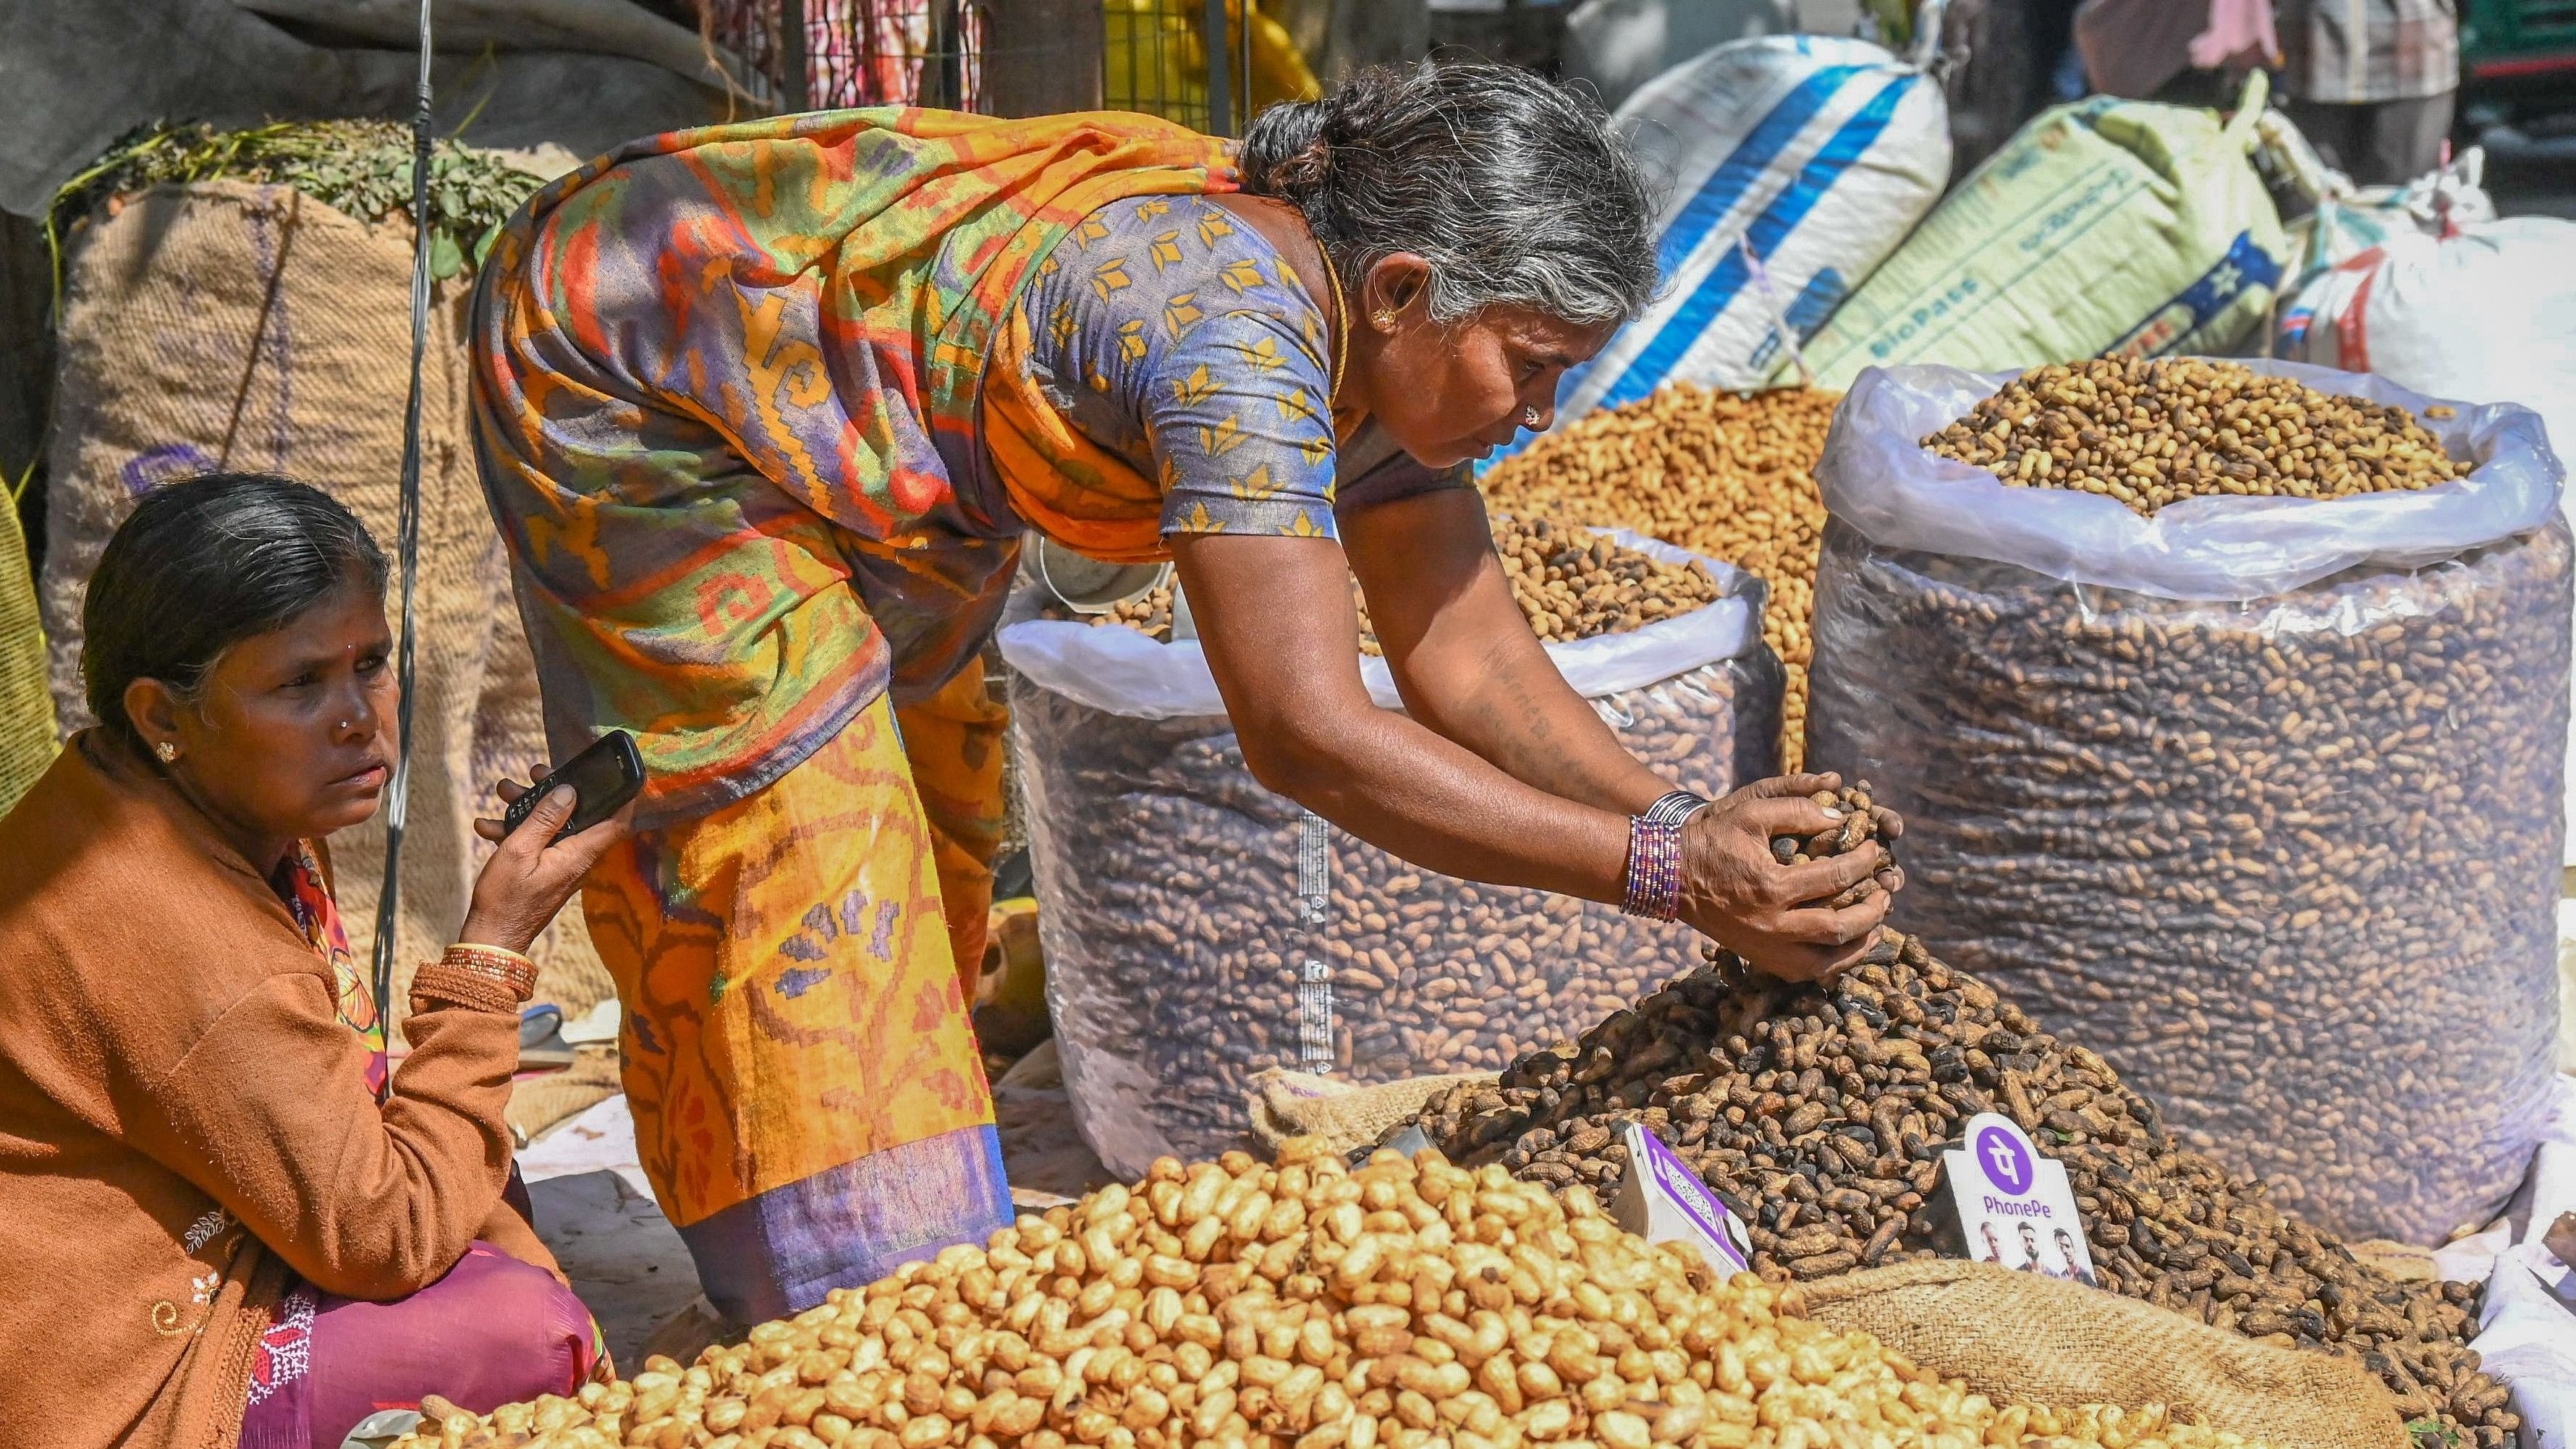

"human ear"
[1362,253,1435,328]
[123,676,188,759]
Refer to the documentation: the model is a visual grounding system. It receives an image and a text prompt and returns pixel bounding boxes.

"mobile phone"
[501,730,645,844]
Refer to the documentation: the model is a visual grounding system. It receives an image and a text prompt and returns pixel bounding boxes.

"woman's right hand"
[1677,773,1895,982]
[458,781,637,956]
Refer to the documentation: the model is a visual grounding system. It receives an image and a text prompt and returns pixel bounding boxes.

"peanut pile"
[1480,386,1836,765]
[1410,927,2515,1449]
[1085,517,1721,655]
[1923,360,2469,517]
[398,1137,2275,1449]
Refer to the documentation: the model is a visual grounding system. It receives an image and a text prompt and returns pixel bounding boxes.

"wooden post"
[980,0,1106,117]
[779,0,810,111]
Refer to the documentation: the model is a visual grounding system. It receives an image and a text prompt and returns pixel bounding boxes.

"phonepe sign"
[1611,1123,1753,1277]
[1942,1111,2100,1283]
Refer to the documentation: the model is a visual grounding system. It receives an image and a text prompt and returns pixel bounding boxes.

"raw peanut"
[401,1139,2281,1449]
[1014,520,1777,1165]
[1076,516,1724,653]
[1925,359,2469,517]
[1481,384,1838,767]
[1410,890,2520,1449]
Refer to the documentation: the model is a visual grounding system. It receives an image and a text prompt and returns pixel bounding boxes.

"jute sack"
[1787,1259,2407,1449]
[41,180,606,1020]
[1247,1068,1496,1160]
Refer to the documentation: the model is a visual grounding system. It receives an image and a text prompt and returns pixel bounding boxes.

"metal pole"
[1238,0,1254,129]
[781,0,810,111]
[1203,0,1232,135]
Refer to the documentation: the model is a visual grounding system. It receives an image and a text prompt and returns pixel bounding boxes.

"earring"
[1522,407,1542,428]
[154,742,178,763]
[1373,310,1394,327]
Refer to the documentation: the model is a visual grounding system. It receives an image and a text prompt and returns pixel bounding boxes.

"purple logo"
[1975,1125,2035,1196]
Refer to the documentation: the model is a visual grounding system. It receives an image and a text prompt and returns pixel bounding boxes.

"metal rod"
[781,0,809,111]
[1203,0,1231,135]
[1238,0,1254,129]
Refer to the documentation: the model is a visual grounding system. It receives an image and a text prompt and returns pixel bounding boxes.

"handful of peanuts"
[400,1139,2270,1449]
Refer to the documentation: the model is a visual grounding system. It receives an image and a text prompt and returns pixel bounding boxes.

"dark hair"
[1239,61,1660,328]
[82,472,388,752]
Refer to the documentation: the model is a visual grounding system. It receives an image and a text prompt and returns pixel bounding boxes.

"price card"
[1943,1112,2101,1288]
[1611,1123,1754,1277]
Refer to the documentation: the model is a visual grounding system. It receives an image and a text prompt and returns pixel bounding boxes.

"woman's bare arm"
[1344,485,1674,810]
[1171,527,1892,978]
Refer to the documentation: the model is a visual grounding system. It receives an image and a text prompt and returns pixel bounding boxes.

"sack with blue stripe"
[1786,72,2289,390]
[1546,19,1953,424]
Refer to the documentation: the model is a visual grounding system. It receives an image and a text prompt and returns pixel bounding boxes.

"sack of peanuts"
[1805,355,2569,1245]
[998,525,1781,1176]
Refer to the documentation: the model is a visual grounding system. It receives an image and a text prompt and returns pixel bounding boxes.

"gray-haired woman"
[468,59,1900,1322]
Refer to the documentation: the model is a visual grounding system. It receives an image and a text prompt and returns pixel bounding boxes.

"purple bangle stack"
[1623,816,1685,920]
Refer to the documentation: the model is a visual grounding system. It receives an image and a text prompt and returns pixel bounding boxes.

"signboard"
[1611,1123,1753,1277]
[1943,1112,2100,1287]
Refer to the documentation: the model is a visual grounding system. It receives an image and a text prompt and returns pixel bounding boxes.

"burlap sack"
[0,484,54,815]
[1247,1068,1496,1159]
[1787,1259,2408,1449]
[41,180,606,1021]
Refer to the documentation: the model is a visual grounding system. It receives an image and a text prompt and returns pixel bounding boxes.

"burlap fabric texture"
[0,480,54,816]
[1247,1068,1498,1159]
[41,180,609,1022]
[1787,1259,2408,1449]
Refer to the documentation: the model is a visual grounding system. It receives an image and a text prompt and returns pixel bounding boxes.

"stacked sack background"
[33,124,616,1069]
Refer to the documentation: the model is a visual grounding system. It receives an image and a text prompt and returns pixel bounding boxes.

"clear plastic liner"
[1807,360,2572,1242]
[1000,540,1781,1177]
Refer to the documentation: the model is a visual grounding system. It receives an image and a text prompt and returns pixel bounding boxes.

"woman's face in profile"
[162,585,399,846]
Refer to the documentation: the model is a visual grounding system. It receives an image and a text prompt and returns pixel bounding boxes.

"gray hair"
[1239,61,1659,328]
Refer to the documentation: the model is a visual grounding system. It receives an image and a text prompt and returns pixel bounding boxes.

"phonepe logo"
[1975,1124,2035,1196]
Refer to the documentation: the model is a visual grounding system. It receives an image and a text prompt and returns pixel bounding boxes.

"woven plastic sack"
[1805,360,2569,1244]
[1788,1260,2408,1449]
[999,532,1781,1177]
[1785,75,2287,391]
[0,488,54,817]
[1543,24,1952,421]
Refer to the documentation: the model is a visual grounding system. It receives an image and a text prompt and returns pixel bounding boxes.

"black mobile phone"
[501,730,645,844]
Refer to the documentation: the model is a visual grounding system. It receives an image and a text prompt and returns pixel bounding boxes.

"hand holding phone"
[500,731,645,843]
[462,733,647,956]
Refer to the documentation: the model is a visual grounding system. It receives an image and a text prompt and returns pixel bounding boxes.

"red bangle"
[1623,816,1684,921]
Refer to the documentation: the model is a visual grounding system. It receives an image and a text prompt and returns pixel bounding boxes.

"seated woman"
[0,473,635,1449]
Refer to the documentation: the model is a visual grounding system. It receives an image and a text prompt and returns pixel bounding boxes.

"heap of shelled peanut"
[1480,386,1836,765]
[399,1140,2274,1449]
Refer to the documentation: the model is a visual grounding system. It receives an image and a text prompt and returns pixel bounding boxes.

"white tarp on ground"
[2431,1071,2576,1448]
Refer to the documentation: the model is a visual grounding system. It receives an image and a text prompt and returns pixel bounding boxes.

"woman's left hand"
[459,780,636,955]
